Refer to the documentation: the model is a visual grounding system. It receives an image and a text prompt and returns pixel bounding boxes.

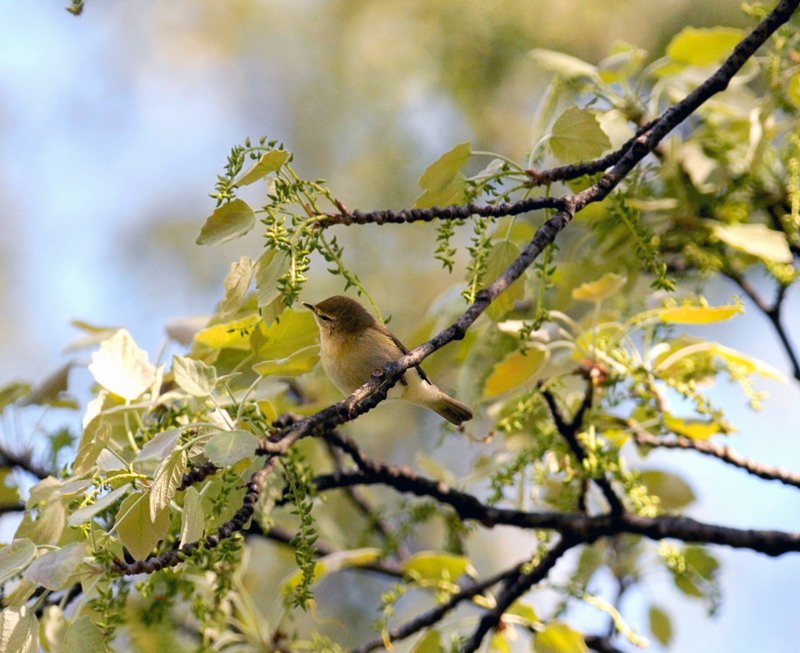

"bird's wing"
[374,323,433,386]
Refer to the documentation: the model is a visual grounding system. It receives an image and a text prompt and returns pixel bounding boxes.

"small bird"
[303,295,473,425]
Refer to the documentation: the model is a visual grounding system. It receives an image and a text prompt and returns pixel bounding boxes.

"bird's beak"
[302,302,316,314]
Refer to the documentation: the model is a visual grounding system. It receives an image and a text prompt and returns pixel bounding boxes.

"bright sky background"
[0,3,798,652]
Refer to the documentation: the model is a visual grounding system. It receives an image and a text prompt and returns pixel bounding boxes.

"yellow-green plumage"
[304,295,473,426]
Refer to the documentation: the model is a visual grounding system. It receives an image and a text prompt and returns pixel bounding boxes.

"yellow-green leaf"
[0,606,39,653]
[549,108,610,164]
[63,616,107,653]
[0,539,36,585]
[417,142,471,193]
[282,548,382,592]
[536,623,588,653]
[218,256,255,319]
[196,198,256,246]
[666,27,744,67]
[180,487,205,547]
[529,49,598,80]
[194,313,262,351]
[710,343,786,382]
[256,309,319,360]
[172,355,217,397]
[204,430,260,467]
[23,542,87,592]
[411,630,444,653]
[484,241,525,321]
[484,347,548,399]
[403,552,472,582]
[490,631,512,653]
[234,150,289,186]
[649,605,673,646]
[658,304,743,324]
[88,330,157,401]
[711,222,792,264]
[253,344,320,377]
[506,600,538,624]
[664,415,721,440]
[115,492,170,561]
[572,273,627,303]
[255,249,291,312]
[415,176,467,209]
[640,470,695,511]
[150,449,187,521]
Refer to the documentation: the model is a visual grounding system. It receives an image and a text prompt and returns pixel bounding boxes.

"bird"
[303,295,473,425]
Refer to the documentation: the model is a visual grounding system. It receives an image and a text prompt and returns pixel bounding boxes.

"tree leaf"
[649,605,673,646]
[19,363,73,408]
[415,177,467,209]
[549,108,611,164]
[658,304,743,324]
[403,552,472,582]
[667,27,745,66]
[88,330,157,401]
[67,484,130,527]
[664,415,721,440]
[204,430,260,467]
[0,606,39,653]
[179,487,205,547]
[150,449,187,521]
[417,142,471,194]
[172,355,218,397]
[710,343,786,382]
[484,241,525,321]
[256,309,319,360]
[411,630,444,653]
[253,344,320,377]
[63,616,107,653]
[536,623,588,653]
[255,249,291,311]
[483,346,548,399]
[640,470,695,511]
[194,313,262,351]
[115,492,170,561]
[234,150,290,186]
[23,542,87,592]
[572,273,627,303]
[135,428,182,465]
[0,539,36,585]
[711,222,792,264]
[196,199,256,246]
[684,545,719,580]
[218,256,255,319]
[529,48,599,80]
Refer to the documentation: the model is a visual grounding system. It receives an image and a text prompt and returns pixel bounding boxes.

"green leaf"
[63,616,107,653]
[490,631,512,653]
[0,539,36,585]
[664,415,721,440]
[256,309,319,360]
[403,552,472,582]
[196,198,256,246]
[150,449,187,521]
[417,142,472,193]
[711,222,792,264]
[415,177,467,209]
[172,355,218,397]
[73,419,111,476]
[483,346,548,399]
[234,150,290,186]
[23,542,87,592]
[88,329,158,401]
[218,256,255,319]
[67,484,130,527]
[194,313,262,351]
[204,430,260,467]
[282,548,383,592]
[135,428,182,465]
[506,600,538,624]
[255,249,291,311]
[640,470,695,511]
[0,607,39,653]
[253,344,320,377]
[179,486,205,546]
[549,108,611,164]
[484,241,525,320]
[411,630,443,653]
[649,605,673,646]
[684,546,719,580]
[18,363,74,408]
[529,48,598,80]
[658,304,743,324]
[536,623,588,653]
[710,343,786,382]
[0,382,31,412]
[115,492,170,561]
[666,27,744,66]
[572,273,627,302]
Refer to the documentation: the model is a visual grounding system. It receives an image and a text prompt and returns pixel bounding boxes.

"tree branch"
[633,429,800,489]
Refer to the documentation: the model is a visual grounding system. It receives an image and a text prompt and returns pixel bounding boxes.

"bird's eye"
[319,314,332,322]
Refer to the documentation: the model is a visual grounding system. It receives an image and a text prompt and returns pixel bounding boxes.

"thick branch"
[633,430,800,489]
